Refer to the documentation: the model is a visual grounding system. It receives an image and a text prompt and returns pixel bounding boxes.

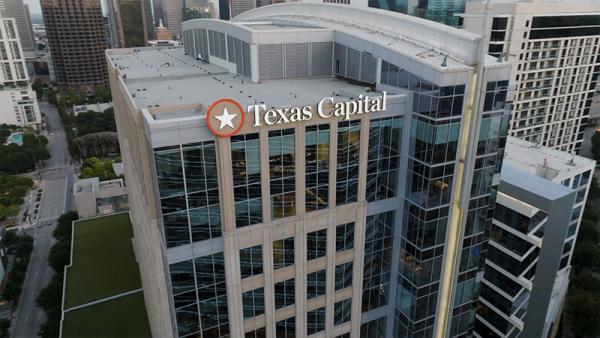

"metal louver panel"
[258,44,283,80]
[285,43,309,78]
[360,52,377,84]
[311,42,333,77]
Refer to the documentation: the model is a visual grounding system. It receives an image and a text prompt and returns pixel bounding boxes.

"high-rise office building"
[368,0,465,27]
[475,136,594,338]
[41,0,108,86]
[107,3,512,338]
[0,0,35,57]
[462,0,600,153]
[162,0,183,37]
[0,17,41,129]
[106,0,153,48]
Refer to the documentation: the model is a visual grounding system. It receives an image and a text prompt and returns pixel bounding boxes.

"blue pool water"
[7,132,23,145]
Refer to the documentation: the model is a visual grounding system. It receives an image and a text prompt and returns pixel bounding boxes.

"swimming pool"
[7,132,23,145]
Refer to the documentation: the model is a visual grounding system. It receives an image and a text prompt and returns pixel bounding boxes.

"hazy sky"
[23,0,41,16]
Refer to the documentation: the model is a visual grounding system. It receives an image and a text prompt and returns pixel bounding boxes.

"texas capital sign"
[205,92,388,137]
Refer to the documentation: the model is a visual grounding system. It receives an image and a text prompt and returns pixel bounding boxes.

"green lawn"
[64,213,142,309]
[62,292,151,338]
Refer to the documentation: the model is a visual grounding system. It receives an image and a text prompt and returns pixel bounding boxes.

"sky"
[24,0,42,16]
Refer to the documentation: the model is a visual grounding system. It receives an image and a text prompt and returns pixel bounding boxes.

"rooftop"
[61,213,150,338]
[108,47,383,115]
[504,136,595,182]
[232,3,502,68]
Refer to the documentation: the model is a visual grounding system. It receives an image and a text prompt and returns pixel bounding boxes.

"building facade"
[475,137,595,338]
[462,0,600,153]
[41,0,108,86]
[106,0,153,48]
[162,0,183,38]
[107,3,512,338]
[0,17,41,129]
[0,0,36,58]
[368,0,464,27]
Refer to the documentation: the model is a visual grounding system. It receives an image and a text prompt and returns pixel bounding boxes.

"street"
[10,101,74,338]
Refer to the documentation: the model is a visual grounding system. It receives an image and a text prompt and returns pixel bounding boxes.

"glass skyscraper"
[107,3,512,338]
[368,0,466,27]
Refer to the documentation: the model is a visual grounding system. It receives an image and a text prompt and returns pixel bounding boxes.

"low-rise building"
[74,177,128,218]
[72,102,113,115]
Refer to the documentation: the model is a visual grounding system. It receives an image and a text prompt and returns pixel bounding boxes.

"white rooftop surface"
[504,136,595,182]
[108,47,387,114]
[109,47,226,80]
[240,22,319,31]
[501,164,572,201]
[233,3,507,70]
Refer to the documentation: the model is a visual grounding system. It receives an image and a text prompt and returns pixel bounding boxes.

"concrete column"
[251,44,259,83]
[258,128,274,336]
[216,137,244,337]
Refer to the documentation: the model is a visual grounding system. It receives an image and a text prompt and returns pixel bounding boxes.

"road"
[11,101,74,338]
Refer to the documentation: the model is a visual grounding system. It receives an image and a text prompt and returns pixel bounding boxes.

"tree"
[36,273,63,313]
[0,318,10,338]
[93,85,112,102]
[32,79,44,99]
[572,240,600,273]
[577,219,600,244]
[75,132,120,159]
[73,109,116,137]
[53,211,78,241]
[0,133,51,174]
[588,176,600,201]
[592,131,600,162]
[567,287,600,337]
[47,89,57,105]
[48,240,71,273]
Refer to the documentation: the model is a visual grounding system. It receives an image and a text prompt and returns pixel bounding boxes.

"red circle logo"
[206,98,245,137]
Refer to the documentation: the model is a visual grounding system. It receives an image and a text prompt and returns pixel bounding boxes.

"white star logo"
[214,107,237,130]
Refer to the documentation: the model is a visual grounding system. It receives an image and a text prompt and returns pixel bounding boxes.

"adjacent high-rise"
[107,3,513,337]
[0,17,41,129]
[462,0,600,153]
[41,0,108,86]
[0,0,36,58]
[368,0,465,27]
[475,136,595,338]
[105,0,154,48]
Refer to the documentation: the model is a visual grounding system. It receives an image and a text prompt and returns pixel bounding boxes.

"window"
[334,299,352,325]
[483,81,508,111]
[242,287,265,319]
[307,269,326,299]
[367,117,402,202]
[240,245,262,278]
[276,317,296,338]
[336,222,354,252]
[307,307,326,335]
[169,253,228,337]
[335,262,353,290]
[273,237,294,269]
[269,129,296,219]
[275,278,295,309]
[307,229,327,260]
[155,142,221,249]
[360,316,387,338]
[306,124,330,212]
[336,120,361,205]
[362,211,394,312]
[231,133,262,228]
[245,327,266,338]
